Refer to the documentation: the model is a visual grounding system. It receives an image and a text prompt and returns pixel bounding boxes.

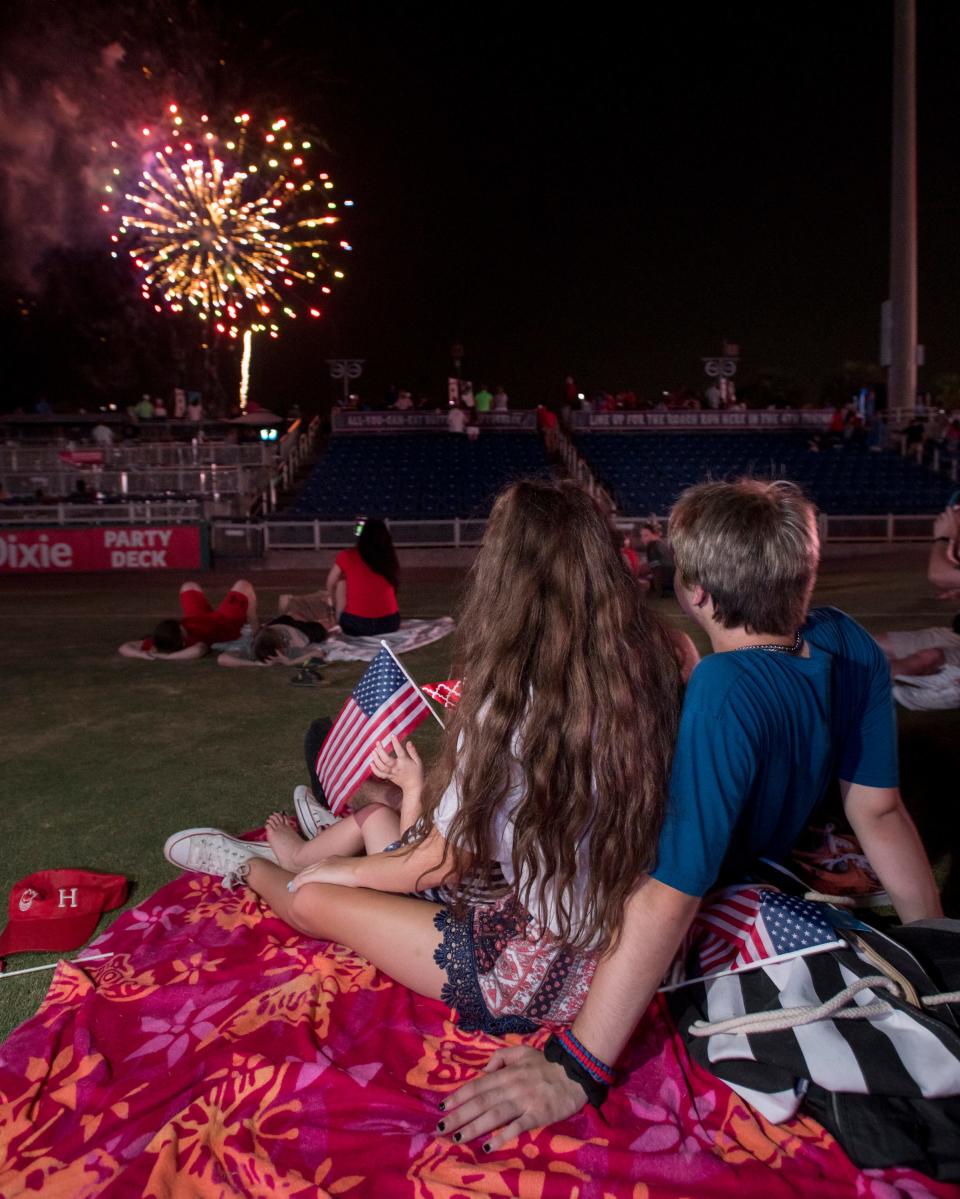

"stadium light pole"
[887,0,918,414]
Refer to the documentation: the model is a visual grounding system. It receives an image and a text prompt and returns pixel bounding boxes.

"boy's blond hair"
[668,479,819,634]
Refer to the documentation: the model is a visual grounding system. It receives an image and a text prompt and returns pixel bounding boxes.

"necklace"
[734,629,804,655]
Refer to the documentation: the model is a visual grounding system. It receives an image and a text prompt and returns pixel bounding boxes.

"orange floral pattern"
[0,870,952,1198]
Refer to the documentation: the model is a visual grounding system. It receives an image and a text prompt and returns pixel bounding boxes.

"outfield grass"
[1,548,958,1041]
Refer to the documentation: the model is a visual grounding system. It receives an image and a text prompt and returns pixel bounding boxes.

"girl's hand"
[437,1046,588,1149]
[370,736,423,794]
[288,856,357,891]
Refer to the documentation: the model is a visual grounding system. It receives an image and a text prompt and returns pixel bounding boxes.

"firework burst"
[104,107,352,344]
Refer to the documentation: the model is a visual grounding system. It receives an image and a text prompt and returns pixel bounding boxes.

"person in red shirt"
[118,580,257,660]
[326,519,400,637]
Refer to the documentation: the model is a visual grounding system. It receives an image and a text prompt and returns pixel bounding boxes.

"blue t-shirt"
[651,607,898,897]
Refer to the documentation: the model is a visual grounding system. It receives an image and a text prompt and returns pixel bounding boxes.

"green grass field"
[1,548,958,1042]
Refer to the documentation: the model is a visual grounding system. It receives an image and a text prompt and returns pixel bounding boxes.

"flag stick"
[380,641,446,729]
[656,939,844,995]
[0,952,111,981]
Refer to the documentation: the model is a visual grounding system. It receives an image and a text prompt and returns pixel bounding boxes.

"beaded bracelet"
[544,1031,615,1109]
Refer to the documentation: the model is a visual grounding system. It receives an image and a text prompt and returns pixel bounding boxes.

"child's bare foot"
[265,811,305,870]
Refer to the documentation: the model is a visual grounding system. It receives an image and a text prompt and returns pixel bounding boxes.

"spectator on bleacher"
[493,385,509,412]
[465,408,481,441]
[118,580,258,661]
[91,422,114,448]
[447,404,467,434]
[474,385,493,414]
[187,393,204,422]
[153,396,168,418]
[326,518,401,637]
[393,391,414,411]
[132,394,154,421]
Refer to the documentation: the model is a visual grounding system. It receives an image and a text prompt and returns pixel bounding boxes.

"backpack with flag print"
[666,887,960,1179]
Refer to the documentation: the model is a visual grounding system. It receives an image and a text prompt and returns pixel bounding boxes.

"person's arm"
[325,563,343,605]
[840,780,942,923]
[159,642,208,661]
[217,652,268,668]
[440,878,700,1148]
[118,640,157,660]
[929,510,960,591]
[288,824,460,893]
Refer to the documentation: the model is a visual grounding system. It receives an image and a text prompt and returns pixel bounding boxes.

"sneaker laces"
[222,861,251,891]
[186,834,253,878]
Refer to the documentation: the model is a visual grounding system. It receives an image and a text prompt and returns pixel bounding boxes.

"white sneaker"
[293,785,340,839]
[164,827,279,888]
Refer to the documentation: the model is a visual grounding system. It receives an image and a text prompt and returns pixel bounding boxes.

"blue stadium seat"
[573,432,954,516]
[286,433,553,519]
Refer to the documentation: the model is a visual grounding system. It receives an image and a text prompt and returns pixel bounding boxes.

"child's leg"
[245,858,446,999]
[265,811,366,870]
[355,803,402,854]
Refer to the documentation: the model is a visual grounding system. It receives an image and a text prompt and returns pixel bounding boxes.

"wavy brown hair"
[415,479,682,952]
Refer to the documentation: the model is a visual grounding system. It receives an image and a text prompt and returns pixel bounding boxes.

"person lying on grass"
[118,579,257,661]
[164,477,941,1150]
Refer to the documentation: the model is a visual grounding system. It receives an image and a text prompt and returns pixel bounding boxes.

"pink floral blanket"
[0,869,953,1198]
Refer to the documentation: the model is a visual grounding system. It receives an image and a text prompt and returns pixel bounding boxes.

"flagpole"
[0,952,111,981]
[656,939,845,995]
[380,641,446,729]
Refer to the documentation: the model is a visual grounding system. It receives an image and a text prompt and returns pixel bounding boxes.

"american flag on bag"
[689,885,845,976]
[316,647,433,814]
[422,679,461,709]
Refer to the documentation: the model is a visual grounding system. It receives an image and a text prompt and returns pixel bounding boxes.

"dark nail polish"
[436,1121,445,1132]
[452,1132,461,1143]
[438,1101,445,1111]
[482,1142,491,1153]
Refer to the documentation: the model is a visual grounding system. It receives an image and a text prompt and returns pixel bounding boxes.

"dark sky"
[4,1,960,409]
[274,1,959,406]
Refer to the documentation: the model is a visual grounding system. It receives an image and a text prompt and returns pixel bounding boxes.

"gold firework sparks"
[104,108,352,342]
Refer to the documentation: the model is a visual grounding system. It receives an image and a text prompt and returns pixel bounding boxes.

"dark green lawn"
[1,548,957,1040]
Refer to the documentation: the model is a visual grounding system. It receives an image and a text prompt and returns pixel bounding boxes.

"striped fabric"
[316,648,431,814]
[670,890,960,1123]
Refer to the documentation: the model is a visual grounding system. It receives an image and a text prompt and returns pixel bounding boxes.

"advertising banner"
[0,525,204,574]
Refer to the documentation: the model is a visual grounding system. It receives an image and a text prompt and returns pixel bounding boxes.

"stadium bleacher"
[573,431,955,515]
[287,432,552,519]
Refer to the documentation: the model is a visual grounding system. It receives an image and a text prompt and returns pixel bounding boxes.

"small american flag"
[422,679,461,709]
[316,647,432,814]
[691,886,844,976]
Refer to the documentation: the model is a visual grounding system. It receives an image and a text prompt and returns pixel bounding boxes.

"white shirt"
[433,741,595,941]
[447,407,466,434]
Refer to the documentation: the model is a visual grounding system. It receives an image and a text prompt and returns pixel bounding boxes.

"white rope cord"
[924,990,960,1007]
[690,974,960,1038]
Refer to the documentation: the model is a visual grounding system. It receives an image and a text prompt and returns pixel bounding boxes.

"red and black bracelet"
[544,1030,616,1109]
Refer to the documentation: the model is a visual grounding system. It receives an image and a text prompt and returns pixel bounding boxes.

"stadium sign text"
[0,526,204,573]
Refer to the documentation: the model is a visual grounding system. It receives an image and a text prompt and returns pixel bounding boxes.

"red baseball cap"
[0,870,128,964]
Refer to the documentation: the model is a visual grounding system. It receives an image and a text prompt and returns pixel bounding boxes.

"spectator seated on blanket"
[163,479,685,1146]
[873,504,960,710]
[118,580,257,661]
[326,517,401,638]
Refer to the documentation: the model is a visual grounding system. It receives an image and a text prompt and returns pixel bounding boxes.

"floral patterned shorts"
[433,894,600,1036]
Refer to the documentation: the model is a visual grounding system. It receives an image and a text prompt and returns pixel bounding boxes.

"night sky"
[2,1,959,410]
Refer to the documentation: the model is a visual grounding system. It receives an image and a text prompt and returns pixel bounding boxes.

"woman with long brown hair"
[165,479,683,1143]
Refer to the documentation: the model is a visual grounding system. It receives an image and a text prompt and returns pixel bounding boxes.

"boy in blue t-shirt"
[445,478,942,1148]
